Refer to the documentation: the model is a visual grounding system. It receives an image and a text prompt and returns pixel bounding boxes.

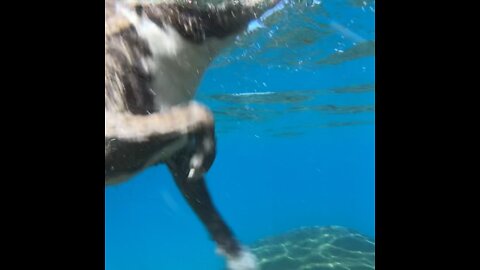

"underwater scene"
[106,0,375,269]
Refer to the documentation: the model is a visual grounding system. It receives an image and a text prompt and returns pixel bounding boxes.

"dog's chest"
[121,6,227,110]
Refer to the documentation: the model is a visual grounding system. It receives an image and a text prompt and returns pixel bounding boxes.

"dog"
[105,0,280,269]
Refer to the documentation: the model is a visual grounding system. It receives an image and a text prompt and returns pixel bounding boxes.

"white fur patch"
[116,1,233,110]
[105,101,213,140]
[226,249,259,270]
[217,246,259,270]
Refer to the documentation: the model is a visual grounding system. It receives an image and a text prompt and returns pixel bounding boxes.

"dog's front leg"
[167,129,258,270]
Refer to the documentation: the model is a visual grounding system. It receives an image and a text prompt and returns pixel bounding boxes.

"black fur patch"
[143,3,261,43]
[105,134,182,181]
[105,25,155,115]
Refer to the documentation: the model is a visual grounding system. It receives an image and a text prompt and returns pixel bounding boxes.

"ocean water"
[106,0,375,269]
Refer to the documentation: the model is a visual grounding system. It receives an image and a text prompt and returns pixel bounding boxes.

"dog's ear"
[141,0,281,43]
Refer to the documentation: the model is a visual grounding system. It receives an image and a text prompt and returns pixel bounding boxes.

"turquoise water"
[106,0,375,269]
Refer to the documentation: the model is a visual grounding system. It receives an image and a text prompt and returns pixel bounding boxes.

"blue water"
[106,0,375,269]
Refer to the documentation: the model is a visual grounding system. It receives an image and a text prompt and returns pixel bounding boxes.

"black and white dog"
[105,0,279,269]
